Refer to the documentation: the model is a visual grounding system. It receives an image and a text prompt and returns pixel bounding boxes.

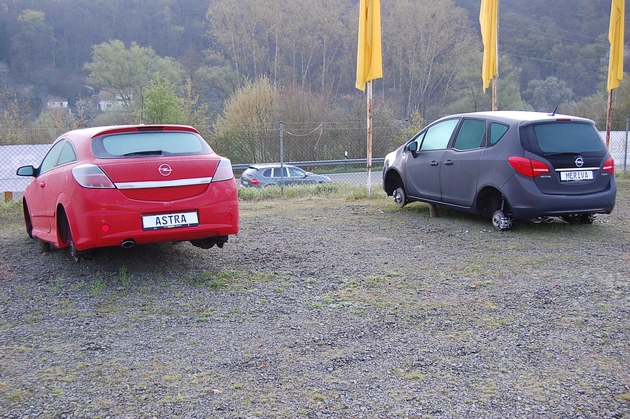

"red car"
[16,124,239,260]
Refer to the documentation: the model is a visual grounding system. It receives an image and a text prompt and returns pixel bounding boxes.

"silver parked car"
[240,164,331,188]
[383,111,616,230]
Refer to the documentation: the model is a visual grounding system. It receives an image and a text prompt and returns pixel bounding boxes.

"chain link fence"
[2,126,629,202]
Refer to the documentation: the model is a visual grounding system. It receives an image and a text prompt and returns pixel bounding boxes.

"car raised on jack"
[382,111,616,230]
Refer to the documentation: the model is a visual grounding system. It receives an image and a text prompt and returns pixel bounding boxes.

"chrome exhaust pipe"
[121,239,135,249]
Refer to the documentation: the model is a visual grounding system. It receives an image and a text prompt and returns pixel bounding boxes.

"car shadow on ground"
[390,201,607,232]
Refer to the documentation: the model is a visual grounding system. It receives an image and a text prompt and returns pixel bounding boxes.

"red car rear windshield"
[91,131,213,158]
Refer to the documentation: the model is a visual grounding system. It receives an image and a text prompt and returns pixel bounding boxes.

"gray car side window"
[453,119,485,150]
[273,167,288,177]
[489,123,509,145]
[262,168,272,177]
[420,119,459,151]
[288,167,304,177]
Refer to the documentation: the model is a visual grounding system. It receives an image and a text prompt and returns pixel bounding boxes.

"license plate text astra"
[142,211,199,230]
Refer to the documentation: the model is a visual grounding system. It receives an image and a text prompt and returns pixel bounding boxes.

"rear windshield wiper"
[122,150,164,156]
[542,151,583,156]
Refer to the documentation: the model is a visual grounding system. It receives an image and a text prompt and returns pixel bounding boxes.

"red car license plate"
[142,211,199,230]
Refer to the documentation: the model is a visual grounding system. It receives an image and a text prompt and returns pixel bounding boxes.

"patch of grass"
[187,268,277,289]
[187,270,229,289]
[50,274,67,293]
[396,369,426,381]
[238,183,339,202]
[117,266,133,287]
[311,393,325,402]
[471,280,494,289]
[481,315,513,328]
[345,185,387,200]
[194,307,216,322]
[0,199,21,216]
[480,300,499,310]
[227,307,241,315]
[615,392,630,401]
[6,388,30,403]
[237,182,390,202]
[478,379,498,402]
[88,278,107,295]
[306,301,323,310]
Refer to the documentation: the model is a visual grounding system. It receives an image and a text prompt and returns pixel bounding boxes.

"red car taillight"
[212,158,235,182]
[72,164,115,188]
[250,178,260,186]
[602,157,615,174]
[508,156,551,177]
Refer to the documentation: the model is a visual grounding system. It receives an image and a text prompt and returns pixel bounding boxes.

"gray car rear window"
[92,132,212,158]
[532,123,604,153]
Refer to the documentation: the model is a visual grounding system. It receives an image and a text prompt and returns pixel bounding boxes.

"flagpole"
[493,3,498,112]
[495,1,498,111]
[366,80,373,195]
[355,0,382,197]
[606,0,625,149]
[492,77,497,111]
[606,89,613,149]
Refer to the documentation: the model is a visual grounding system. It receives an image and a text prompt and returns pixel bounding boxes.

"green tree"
[143,74,184,124]
[523,77,575,112]
[563,93,607,127]
[84,40,184,110]
[205,0,353,96]
[446,55,524,114]
[193,65,240,114]
[382,0,479,120]
[32,108,78,139]
[0,93,30,144]
[10,9,56,77]
[213,76,278,163]
[180,76,211,136]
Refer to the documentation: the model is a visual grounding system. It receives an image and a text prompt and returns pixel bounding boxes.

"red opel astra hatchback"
[16,124,239,260]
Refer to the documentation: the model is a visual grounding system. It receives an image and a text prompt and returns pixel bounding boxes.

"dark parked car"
[382,111,616,230]
[240,164,331,187]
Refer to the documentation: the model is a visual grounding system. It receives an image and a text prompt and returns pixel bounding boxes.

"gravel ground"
[1,181,629,418]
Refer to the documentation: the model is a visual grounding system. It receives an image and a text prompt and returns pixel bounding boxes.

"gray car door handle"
[430,161,439,166]
[443,160,454,165]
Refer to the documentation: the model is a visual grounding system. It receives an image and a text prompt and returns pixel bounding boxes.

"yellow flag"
[355,0,383,91]
[607,0,625,91]
[479,0,498,92]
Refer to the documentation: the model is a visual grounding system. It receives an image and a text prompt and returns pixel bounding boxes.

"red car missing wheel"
[16,124,239,260]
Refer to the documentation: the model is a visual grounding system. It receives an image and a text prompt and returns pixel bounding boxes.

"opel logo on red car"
[158,164,173,176]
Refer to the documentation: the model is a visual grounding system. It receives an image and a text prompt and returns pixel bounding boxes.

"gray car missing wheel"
[382,111,617,230]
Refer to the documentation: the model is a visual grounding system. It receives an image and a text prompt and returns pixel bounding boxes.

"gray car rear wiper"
[543,151,582,156]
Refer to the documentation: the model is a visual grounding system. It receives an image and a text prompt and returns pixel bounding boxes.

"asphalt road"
[325,170,382,187]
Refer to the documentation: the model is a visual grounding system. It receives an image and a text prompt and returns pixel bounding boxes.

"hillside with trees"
[0,0,628,162]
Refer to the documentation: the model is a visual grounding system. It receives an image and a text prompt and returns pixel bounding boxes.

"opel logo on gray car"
[158,164,173,176]
[575,157,584,168]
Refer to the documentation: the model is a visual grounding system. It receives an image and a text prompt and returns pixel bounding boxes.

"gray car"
[382,111,616,230]
[240,164,331,188]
